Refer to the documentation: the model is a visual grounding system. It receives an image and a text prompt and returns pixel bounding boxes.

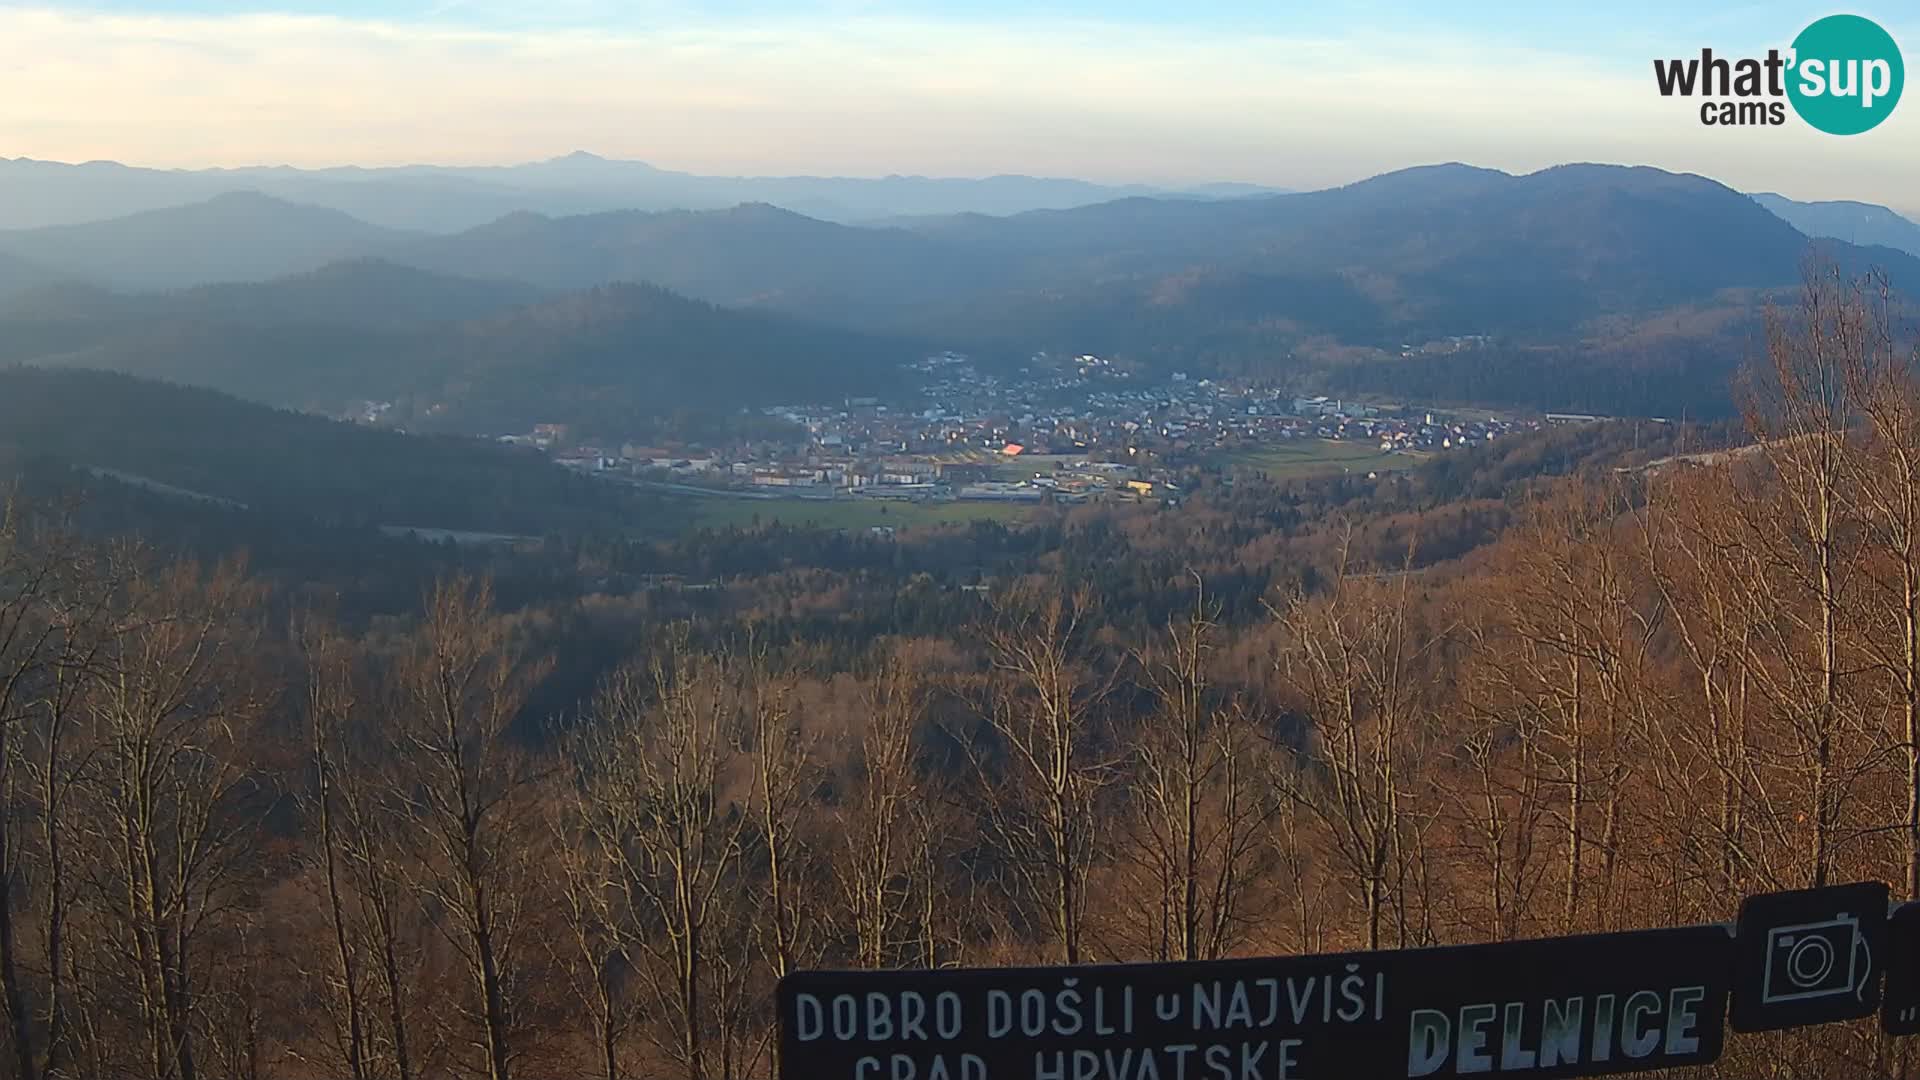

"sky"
[3,1,1916,210]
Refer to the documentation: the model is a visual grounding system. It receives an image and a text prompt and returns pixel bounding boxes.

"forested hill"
[0,250,58,298]
[425,282,920,432]
[0,367,660,535]
[0,191,419,289]
[0,267,922,434]
[1752,192,1920,258]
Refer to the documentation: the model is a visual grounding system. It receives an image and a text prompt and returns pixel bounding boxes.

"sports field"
[1210,438,1423,478]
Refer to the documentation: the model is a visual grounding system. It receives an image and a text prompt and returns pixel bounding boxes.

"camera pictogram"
[1762,913,1872,1005]
[1734,881,1889,1032]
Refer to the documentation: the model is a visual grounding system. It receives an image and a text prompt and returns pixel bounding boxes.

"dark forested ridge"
[0,269,921,432]
[0,367,664,534]
[425,283,921,431]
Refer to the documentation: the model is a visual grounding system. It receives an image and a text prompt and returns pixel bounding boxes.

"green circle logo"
[1787,14,1904,134]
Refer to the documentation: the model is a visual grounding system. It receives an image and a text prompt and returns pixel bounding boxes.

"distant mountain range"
[4,159,1919,424]
[1750,192,1920,259]
[0,152,1286,232]
[15,162,1912,324]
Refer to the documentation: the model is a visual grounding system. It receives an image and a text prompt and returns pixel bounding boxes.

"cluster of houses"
[494,352,1539,508]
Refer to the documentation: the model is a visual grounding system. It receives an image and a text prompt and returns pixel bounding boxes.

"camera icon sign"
[1762,914,1870,1005]
[1732,881,1889,1033]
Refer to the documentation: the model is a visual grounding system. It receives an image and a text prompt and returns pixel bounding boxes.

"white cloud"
[0,4,1912,206]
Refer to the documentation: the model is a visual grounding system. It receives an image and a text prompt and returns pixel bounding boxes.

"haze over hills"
[4,160,1919,425]
[0,250,58,298]
[0,152,1282,232]
[1750,192,1920,260]
[402,163,1920,341]
[0,259,548,328]
[0,262,553,409]
[390,202,998,326]
[7,161,1915,334]
[1,262,921,435]
[375,163,1920,351]
[0,192,418,290]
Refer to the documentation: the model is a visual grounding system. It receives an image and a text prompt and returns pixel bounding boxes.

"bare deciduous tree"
[970,587,1119,965]
[81,558,269,1080]
[386,576,550,1080]
[840,659,924,970]
[1271,537,1440,950]
[1118,580,1270,961]
[573,638,750,1080]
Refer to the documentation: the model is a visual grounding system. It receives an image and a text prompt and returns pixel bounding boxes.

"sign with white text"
[779,925,1734,1080]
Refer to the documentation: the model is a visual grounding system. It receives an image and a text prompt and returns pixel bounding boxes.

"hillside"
[22,320,432,416]
[1,260,546,328]
[0,250,61,301]
[183,258,547,325]
[1753,192,1920,259]
[390,202,998,325]
[915,164,1885,339]
[880,165,1920,412]
[902,162,1517,261]
[0,366,659,535]
[421,282,921,432]
[0,262,921,433]
[0,192,418,289]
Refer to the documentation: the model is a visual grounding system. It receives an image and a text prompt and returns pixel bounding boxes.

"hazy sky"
[4,1,1916,209]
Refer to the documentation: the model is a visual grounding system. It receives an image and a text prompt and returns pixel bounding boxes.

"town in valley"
[469,352,1559,525]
